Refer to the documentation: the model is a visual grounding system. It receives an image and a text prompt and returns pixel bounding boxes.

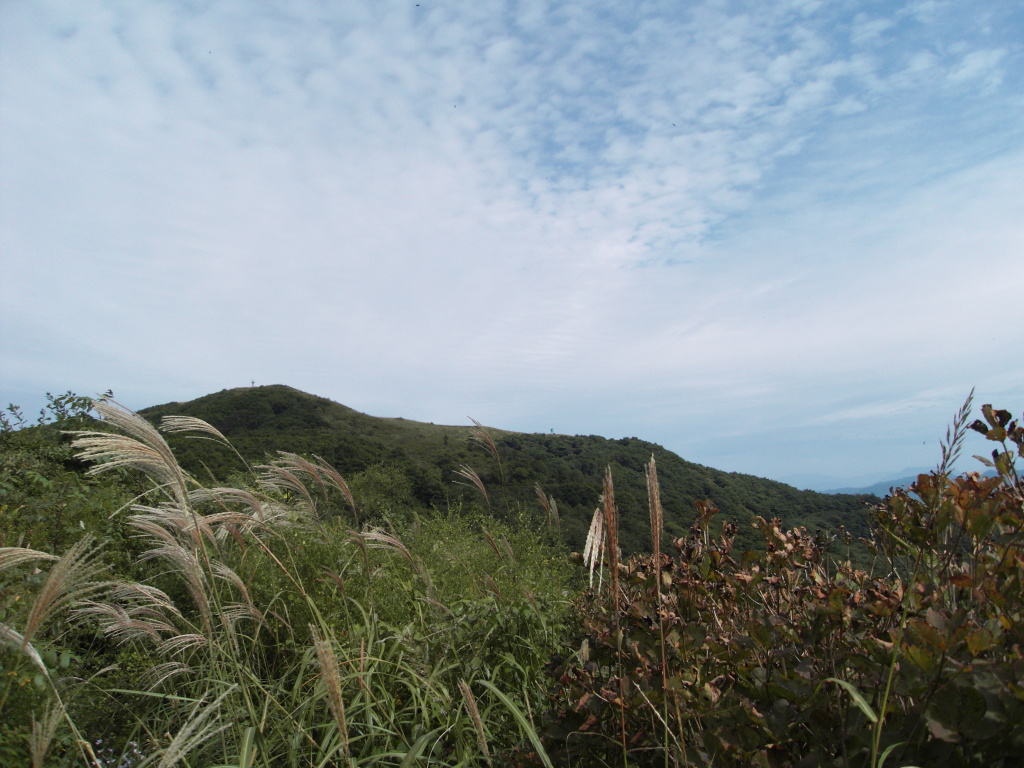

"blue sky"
[2,0,1021,488]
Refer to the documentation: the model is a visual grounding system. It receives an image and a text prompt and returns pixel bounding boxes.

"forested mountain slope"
[140,384,876,553]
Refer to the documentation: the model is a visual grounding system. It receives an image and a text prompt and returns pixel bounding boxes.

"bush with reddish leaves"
[537,401,1024,767]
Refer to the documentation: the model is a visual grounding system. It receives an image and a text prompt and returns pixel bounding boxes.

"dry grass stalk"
[0,547,58,572]
[645,456,663,563]
[311,626,350,757]
[535,483,551,526]
[582,507,605,589]
[602,468,620,603]
[71,400,191,510]
[454,464,489,507]
[21,535,106,649]
[602,467,628,761]
[459,679,491,764]
[29,701,62,768]
[156,687,235,768]
[645,456,673,760]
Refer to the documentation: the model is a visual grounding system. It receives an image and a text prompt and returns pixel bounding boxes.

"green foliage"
[497,432,874,554]
[5,387,1019,767]
[138,385,873,556]
[1,394,577,766]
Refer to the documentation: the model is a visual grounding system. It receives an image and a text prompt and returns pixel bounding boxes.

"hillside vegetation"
[1,389,1020,767]
[140,385,875,553]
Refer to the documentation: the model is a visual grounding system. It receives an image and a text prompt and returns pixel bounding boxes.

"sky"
[2,0,1022,489]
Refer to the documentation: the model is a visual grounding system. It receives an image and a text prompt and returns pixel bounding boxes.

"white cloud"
[2,0,1022,482]
[948,48,1007,90]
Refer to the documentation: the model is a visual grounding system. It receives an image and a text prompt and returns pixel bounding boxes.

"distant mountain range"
[140,385,881,555]
[777,469,931,496]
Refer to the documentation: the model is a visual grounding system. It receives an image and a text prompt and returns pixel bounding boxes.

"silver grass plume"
[312,455,358,521]
[459,679,491,764]
[357,529,417,571]
[454,465,489,508]
[311,625,350,758]
[535,483,552,527]
[257,462,317,513]
[269,452,359,522]
[21,535,107,649]
[646,455,663,564]
[159,415,230,445]
[160,414,253,475]
[136,541,213,636]
[480,528,504,561]
[0,624,45,673]
[187,487,291,536]
[582,507,605,590]
[70,399,192,512]
[139,661,194,691]
[469,418,505,486]
[29,701,62,768]
[0,547,58,573]
[155,686,235,768]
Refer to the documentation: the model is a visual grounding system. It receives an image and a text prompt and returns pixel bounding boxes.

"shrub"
[538,399,1024,767]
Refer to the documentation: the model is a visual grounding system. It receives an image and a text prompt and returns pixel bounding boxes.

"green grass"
[1,398,574,767]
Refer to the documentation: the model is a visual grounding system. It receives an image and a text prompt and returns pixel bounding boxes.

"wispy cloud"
[2,0,1021,482]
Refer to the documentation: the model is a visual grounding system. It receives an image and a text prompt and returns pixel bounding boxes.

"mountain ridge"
[140,384,878,554]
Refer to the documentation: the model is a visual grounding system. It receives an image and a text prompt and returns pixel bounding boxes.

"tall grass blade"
[477,680,553,768]
[825,677,878,723]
